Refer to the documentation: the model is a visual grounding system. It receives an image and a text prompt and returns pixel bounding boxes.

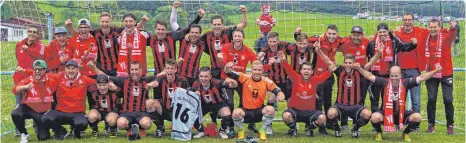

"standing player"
[12,60,57,142]
[149,1,203,74]
[356,64,442,141]
[67,19,98,77]
[224,61,285,140]
[145,59,190,138]
[86,74,120,138]
[191,67,238,139]
[394,13,429,113]
[116,13,149,77]
[40,60,96,140]
[13,25,45,135]
[65,12,149,76]
[256,4,275,35]
[367,23,417,120]
[89,61,156,140]
[218,29,257,133]
[45,27,70,74]
[424,19,458,134]
[278,41,335,137]
[200,5,247,79]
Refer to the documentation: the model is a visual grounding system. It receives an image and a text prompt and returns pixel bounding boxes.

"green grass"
[1,11,465,142]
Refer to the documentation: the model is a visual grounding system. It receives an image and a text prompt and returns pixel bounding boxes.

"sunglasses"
[34,68,45,72]
[28,30,38,34]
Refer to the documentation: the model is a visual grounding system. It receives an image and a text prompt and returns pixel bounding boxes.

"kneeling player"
[224,61,285,140]
[192,67,238,139]
[89,61,156,140]
[278,44,335,136]
[145,59,190,137]
[87,74,120,138]
[355,65,442,141]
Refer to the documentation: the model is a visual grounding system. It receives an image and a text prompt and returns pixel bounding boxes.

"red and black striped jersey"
[261,41,290,84]
[200,26,235,69]
[334,67,367,105]
[191,79,228,105]
[153,76,190,111]
[285,44,313,73]
[178,40,205,78]
[148,34,176,74]
[109,76,156,112]
[87,84,120,112]
[94,27,120,74]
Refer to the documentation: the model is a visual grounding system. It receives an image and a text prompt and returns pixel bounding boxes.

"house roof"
[0,23,27,29]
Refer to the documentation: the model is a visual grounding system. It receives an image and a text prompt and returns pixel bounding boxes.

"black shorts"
[284,108,322,124]
[120,112,149,125]
[375,110,416,125]
[243,106,265,123]
[202,102,228,116]
[161,107,173,121]
[91,109,119,120]
[285,79,292,100]
[333,103,366,121]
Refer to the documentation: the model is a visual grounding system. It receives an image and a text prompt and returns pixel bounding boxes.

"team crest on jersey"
[30,88,37,97]
[299,55,306,64]
[361,45,365,50]
[105,39,111,49]
[133,86,139,96]
[346,79,353,87]
[204,94,212,103]
[101,100,108,108]
[168,88,174,98]
[252,89,259,99]
[119,62,127,70]
[189,44,197,54]
[158,42,165,52]
[214,40,221,50]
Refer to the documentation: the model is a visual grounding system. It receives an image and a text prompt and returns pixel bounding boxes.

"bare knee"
[146,99,156,112]
[409,113,422,123]
[218,107,231,117]
[371,112,383,123]
[106,112,119,126]
[262,106,275,116]
[327,108,338,119]
[117,117,128,129]
[139,117,152,130]
[360,109,372,119]
[282,112,294,124]
[316,114,327,125]
[87,109,101,123]
[232,108,244,119]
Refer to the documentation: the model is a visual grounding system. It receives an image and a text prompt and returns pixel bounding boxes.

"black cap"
[377,23,389,31]
[351,26,363,34]
[65,60,79,67]
[96,74,109,83]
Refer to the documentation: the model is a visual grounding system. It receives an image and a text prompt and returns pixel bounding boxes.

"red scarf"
[62,72,82,87]
[371,34,393,72]
[425,32,443,78]
[383,79,406,132]
[118,28,140,76]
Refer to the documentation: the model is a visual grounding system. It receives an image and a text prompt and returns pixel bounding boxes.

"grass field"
[1,11,465,142]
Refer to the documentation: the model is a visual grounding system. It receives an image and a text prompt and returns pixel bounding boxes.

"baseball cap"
[351,26,363,34]
[96,74,109,83]
[78,19,91,28]
[54,26,68,35]
[33,60,47,69]
[377,23,389,31]
[65,60,79,67]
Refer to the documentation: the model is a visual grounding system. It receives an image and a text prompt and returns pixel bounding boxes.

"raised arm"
[313,40,334,67]
[224,78,238,88]
[188,8,204,29]
[170,1,181,31]
[417,64,443,82]
[391,31,417,52]
[87,61,105,75]
[354,63,377,83]
[65,19,78,36]
[136,15,149,29]
[236,5,248,29]
[364,41,383,70]
[224,62,240,80]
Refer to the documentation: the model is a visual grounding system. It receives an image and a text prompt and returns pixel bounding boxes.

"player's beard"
[213,27,222,35]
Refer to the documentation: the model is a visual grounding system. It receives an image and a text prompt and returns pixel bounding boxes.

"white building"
[0,23,27,42]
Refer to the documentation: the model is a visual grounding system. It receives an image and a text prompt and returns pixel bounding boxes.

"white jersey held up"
[171,88,203,141]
